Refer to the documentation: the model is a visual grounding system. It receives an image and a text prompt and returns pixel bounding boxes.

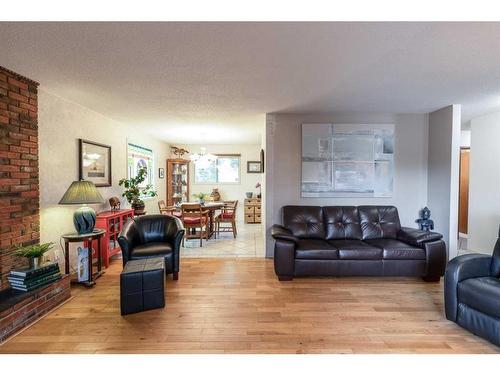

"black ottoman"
[120,257,165,315]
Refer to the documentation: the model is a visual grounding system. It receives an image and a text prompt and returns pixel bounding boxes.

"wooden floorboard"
[0,258,498,354]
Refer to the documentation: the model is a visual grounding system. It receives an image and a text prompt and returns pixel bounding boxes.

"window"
[127,142,155,195]
[194,155,240,184]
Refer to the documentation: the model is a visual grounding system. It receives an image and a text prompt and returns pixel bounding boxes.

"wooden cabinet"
[94,209,134,268]
[167,158,190,206]
[244,198,261,224]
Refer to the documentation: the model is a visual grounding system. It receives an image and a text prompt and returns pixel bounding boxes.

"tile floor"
[181,222,265,258]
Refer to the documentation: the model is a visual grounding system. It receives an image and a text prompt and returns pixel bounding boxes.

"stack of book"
[8,263,62,292]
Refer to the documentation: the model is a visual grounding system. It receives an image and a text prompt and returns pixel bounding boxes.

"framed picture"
[247,161,261,173]
[159,167,165,179]
[79,139,112,187]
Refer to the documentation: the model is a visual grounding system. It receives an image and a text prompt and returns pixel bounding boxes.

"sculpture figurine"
[416,206,434,231]
[210,188,221,201]
[109,196,121,211]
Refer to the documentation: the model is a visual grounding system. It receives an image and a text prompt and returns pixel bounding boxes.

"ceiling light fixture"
[189,147,217,165]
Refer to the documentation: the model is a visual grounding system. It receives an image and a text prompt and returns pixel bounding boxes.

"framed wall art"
[79,139,112,187]
[247,161,262,173]
[301,123,395,198]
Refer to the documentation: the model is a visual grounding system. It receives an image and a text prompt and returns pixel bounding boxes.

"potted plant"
[119,166,157,214]
[14,242,54,269]
[192,192,206,204]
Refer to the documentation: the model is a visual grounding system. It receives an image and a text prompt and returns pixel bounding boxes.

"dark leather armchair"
[118,214,185,280]
[444,227,500,346]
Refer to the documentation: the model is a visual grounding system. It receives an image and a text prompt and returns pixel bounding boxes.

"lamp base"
[73,206,97,234]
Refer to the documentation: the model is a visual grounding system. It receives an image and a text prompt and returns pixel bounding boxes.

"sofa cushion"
[364,238,426,260]
[323,206,362,240]
[295,239,339,260]
[283,206,325,239]
[328,239,382,260]
[131,242,173,259]
[358,206,401,240]
[458,277,500,319]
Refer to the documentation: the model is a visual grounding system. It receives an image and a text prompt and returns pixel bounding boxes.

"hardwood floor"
[0,258,498,354]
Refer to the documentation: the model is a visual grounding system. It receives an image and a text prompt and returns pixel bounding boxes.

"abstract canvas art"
[301,123,395,197]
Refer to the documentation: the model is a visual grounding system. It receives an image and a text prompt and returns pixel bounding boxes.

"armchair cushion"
[397,227,443,247]
[458,277,500,319]
[271,224,298,244]
[131,242,173,259]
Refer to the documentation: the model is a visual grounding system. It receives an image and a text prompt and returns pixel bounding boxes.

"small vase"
[199,198,205,205]
[29,256,43,269]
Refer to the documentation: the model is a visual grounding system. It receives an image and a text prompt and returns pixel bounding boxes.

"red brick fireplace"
[0,66,70,343]
[0,65,40,291]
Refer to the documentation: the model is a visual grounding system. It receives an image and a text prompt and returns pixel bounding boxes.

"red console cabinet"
[95,209,134,267]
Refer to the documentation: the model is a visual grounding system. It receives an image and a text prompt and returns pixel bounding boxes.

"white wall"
[427,105,461,259]
[39,90,169,266]
[468,111,500,254]
[176,144,262,222]
[265,112,429,257]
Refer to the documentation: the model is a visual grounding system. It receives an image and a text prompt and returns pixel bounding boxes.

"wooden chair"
[181,203,209,247]
[215,200,238,239]
[158,200,182,219]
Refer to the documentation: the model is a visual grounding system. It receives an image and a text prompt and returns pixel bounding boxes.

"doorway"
[458,147,470,250]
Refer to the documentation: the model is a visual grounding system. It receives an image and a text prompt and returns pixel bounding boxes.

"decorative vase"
[210,188,221,201]
[29,256,43,269]
[198,198,205,205]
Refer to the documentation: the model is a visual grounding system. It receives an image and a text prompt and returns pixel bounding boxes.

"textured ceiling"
[1,22,500,144]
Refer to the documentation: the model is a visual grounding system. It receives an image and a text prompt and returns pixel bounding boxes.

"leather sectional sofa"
[272,205,447,281]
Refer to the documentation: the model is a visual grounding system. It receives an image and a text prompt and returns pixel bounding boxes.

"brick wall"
[0,66,40,291]
[0,275,70,343]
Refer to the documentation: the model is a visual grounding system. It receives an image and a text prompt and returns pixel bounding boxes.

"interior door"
[458,148,470,235]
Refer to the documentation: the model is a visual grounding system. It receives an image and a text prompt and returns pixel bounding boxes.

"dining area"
[158,200,238,246]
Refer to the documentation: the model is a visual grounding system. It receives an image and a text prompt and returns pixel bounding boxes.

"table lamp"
[58,180,104,234]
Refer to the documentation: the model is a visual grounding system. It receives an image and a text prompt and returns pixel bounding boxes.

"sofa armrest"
[398,227,443,247]
[444,254,492,321]
[271,224,298,244]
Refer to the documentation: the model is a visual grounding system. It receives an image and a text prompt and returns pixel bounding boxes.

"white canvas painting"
[301,123,395,197]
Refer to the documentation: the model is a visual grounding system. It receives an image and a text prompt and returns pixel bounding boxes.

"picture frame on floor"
[78,139,112,187]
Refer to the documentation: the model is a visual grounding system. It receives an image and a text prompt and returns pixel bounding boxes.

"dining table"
[179,201,225,239]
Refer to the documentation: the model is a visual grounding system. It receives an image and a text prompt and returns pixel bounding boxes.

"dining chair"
[181,203,209,247]
[158,200,182,219]
[215,200,238,239]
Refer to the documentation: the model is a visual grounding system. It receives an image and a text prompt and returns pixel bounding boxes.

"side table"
[61,229,106,287]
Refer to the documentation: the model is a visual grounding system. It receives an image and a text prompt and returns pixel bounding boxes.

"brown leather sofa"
[272,206,447,281]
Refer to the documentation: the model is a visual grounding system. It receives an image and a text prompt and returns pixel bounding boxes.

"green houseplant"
[192,192,206,204]
[14,242,54,269]
[118,166,157,214]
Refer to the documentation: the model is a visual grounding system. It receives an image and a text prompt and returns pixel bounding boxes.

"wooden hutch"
[166,158,190,206]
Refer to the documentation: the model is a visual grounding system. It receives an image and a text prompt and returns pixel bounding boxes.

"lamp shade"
[58,180,104,205]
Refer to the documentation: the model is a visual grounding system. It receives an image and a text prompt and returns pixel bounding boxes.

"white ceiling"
[1,22,500,144]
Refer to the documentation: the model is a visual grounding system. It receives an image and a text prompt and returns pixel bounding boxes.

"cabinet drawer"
[244,206,255,214]
[255,213,261,223]
[245,214,255,223]
[254,206,261,214]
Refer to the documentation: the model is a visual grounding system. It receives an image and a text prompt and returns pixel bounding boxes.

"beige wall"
[265,112,429,256]
[39,90,169,266]
[427,105,461,258]
[176,144,263,222]
[469,111,500,254]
